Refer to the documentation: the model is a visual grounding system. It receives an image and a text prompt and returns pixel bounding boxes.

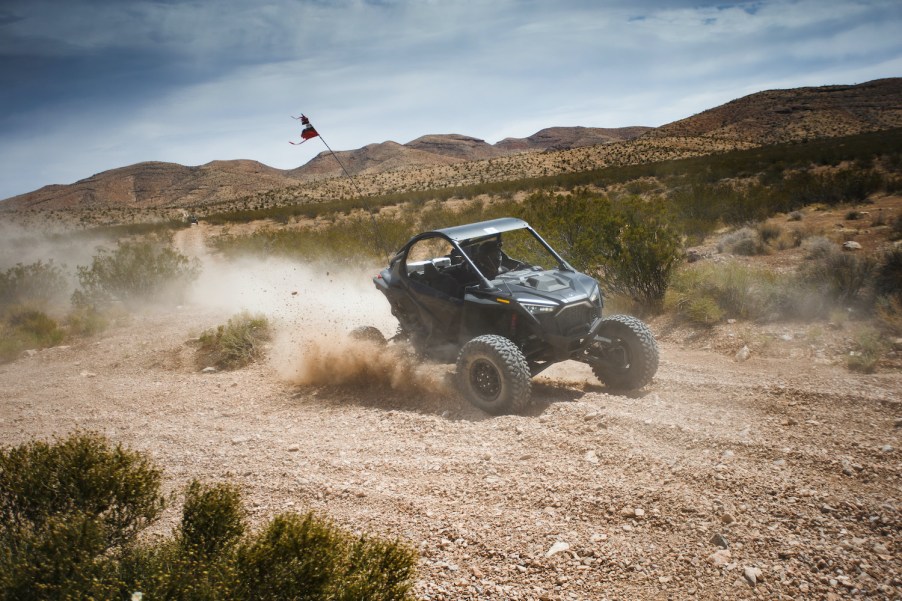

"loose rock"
[710,533,729,549]
[545,541,570,558]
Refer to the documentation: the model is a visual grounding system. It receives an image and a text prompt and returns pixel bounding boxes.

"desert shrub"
[846,327,886,373]
[521,191,682,310]
[332,536,421,601]
[875,295,902,336]
[604,197,682,309]
[0,432,164,542]
[773,228,804,251]
[870,210,888,227]
[0,433,164,599]
[196,312,271,370]
[234,513,345,600]
[664,289,725,327]
[73,240,200,308]
[0,510,122,600]
[802,236,836,260]
[664,260,855,323]
[0,306,66,363]
[717,227,767,256]
[799,246,877,305]
[65,305,110,337]
[845,209,864,221]
[120,480,246,600]
[2,434,418,601]
[874,247,902,300]
[756,221,783,244]
[179,480,245,558]
[0,260,68,309]
[234,513,417,601]
[788,210,803,221]
[891,214,902,241]
[666,262,793,323]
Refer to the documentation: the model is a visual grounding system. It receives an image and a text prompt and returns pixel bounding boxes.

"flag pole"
[293,115,389,258]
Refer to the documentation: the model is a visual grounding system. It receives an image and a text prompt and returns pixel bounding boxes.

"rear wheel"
[456,335,531,415]
[590,315,658,390]
[348,326,386,345]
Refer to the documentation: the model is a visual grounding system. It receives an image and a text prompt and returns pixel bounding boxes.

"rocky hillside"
[0,127,646,213]
[2,78,900,214]
[649,77,902,145]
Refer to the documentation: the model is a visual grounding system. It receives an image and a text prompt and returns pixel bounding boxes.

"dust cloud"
[0,222,108,277]
[186,253,450,397]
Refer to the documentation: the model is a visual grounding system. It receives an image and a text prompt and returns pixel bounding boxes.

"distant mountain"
[0,127,648,211]
[648,77,902,145]
[287,128,647,180]
[2,78,900,213]
[496,126,651,152]
[2,160,292,211]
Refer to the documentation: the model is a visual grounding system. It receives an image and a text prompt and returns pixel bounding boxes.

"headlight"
[589,286,600,304]
[521,302,556,314]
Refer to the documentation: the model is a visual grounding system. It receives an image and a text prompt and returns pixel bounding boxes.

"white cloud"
[1,0,900,199]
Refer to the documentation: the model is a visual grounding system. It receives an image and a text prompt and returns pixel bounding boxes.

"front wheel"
[589,315,658,390]
[456,335,531,415]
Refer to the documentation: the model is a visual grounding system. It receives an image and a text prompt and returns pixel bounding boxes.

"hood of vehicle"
[494,269,599,305]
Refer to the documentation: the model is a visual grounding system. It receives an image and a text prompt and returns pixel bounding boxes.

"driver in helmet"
[473,239,506,280]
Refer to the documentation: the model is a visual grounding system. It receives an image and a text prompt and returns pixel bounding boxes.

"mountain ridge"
[2,78,900,213]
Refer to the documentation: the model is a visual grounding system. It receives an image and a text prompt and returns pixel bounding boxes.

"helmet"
[474,240,502,279]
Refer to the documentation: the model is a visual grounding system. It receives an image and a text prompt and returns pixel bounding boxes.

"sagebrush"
[0,433,418,601]
[196,312,271,370]
[73,239,200,308]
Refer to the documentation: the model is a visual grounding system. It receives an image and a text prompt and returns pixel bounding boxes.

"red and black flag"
[290,114,319,145]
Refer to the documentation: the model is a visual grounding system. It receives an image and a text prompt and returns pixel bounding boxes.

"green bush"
[799,246,877,305]
[802,236,836,260]
[65,306,110,337]
[756,221,783,244]
[665,260,845,324]
[664,289,725,327]
[73,239,200,308]
[521,190,682,310]
[0,510,122,601]
[234,512,345,600]
[197,312,271,370]
[0,433,165,600]
[0,261,68,309]
[0,306,66,363]
[179,480,245,558]
[1,433,418,601]
[0,432,164,543]
[847,328,886,373]
[717,227,767,256]
[235,513,417,601]
[120,480,246,600]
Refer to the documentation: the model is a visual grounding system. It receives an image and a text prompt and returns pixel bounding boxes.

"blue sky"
[1,0,900,201]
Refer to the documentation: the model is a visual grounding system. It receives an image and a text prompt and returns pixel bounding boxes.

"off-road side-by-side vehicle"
[368,217,659,414]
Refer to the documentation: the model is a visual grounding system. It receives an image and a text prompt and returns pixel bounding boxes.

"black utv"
[371,217,658,414]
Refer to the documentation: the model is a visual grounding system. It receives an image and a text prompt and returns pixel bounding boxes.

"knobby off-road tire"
[456,335,532,415]
[591,314,659,390]
[348,326,387,345]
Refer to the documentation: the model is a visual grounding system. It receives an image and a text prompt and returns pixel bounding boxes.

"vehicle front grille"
[554,302,598,337]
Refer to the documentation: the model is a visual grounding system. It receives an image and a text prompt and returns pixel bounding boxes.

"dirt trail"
[0,238,899,599]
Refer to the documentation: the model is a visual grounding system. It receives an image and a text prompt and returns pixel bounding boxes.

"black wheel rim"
[470,359,501,402]
[605,338,631,372]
